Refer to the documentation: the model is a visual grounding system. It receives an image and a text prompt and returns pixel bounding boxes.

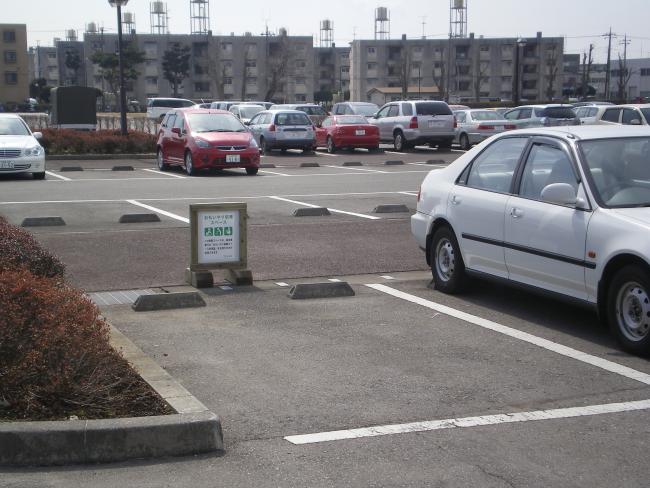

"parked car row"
[575,103,650,127]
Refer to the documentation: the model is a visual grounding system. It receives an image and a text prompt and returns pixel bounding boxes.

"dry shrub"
[40,129,156,155]
[0,269,172,420]
[0,215,65,279]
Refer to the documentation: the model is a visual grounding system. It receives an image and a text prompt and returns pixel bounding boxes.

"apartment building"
[612,58,650,101]
[28,46,60,87]
[0,24,29,105]
[350,32,564,104]
[313,45,351,101]
[82,31,315,105]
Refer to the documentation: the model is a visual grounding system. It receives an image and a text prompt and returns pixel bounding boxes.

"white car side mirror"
[32,131,43,140]
[540,183,585,207]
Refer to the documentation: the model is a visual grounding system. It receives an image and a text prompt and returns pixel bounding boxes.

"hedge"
[40,129,156,155]
[0,215,65,279]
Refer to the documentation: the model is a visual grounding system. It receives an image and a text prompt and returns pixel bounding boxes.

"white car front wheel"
[608,265,650,356]
[430,226,467,294]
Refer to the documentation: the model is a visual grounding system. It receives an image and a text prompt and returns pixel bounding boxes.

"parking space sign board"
[189,203,248,271]
[198,210,240,264]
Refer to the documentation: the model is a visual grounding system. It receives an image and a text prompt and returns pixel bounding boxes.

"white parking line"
[384,151,407,155]
[0,191,420,206]
[45,171,71,181]
[285,398,650,445]
[323,165,388,174]
[275,282,290,287]
[314,151,338,157]
[142,168,187,179]
[328,278,342,282]
[126,200,189,223]
[259,169,292,176]
[398,191,418,196]
[366,284,650,386]
[268,196,381,220]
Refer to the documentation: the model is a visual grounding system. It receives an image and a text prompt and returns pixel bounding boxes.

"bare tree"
[265,32,290,102]
[208,37,225,99]
[580,44,594,99]
[432,61,446,100]
[398,44,411,99]
[616,54,633,102]
[240,45,254,101]
[545,45,560,101]
[473,60,489,102]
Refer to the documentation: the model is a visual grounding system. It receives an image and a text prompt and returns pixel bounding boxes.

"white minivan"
[146,98,195,120]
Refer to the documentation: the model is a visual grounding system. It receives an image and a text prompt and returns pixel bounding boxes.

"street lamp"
[108,0,129,136]
[513,37,527,106]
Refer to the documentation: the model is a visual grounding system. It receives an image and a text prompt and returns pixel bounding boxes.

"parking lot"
[2,145,650,486]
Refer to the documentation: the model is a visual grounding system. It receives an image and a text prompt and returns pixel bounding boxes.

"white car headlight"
[249,137,259,148]
[24,145,44,157]
[195,139,211,148]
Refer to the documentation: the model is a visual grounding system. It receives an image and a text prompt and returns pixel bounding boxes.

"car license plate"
[0,161,14,169]
[494,126,503,131]
[428,120,445,128]
[226,154,240,163]
[355,129,366,136]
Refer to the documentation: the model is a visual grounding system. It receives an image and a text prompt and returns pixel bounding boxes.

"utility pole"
[421,16,426,39]
[603,28,617,101]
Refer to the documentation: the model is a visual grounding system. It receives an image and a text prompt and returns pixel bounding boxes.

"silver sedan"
[453,109,516,150]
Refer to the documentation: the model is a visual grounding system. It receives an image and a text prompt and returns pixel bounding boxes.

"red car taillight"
[453,116,458,129]
[504,124,516,130]
[417,186,421,203]
[477,124,495,130]
[409,116,419,129]
[269,124,276,132]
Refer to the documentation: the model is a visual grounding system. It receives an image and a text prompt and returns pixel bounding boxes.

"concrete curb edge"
[0,325,223,466]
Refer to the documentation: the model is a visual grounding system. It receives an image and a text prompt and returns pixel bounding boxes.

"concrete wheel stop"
[372,204,410,214]
[132,292,206,312]
[343,161,363,166]
[299,162,320,168]
[289,281,355,299]
[119,213,161,224]
[427,159,446,164]
[21,217,66,227]
[259,163,276,168]
[385,160,404,165]
[0,326,223,466]
[112,165,135,171]
[293,207,331,217]
[59,166,83,172]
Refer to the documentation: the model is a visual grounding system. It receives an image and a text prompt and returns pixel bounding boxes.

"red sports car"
[156,108,260,176]
[315,115,380,153]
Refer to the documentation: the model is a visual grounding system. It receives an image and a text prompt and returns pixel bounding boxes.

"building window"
[4,72,18,84]
[295,77,306,85]
[246,77,257,85]
[367,47,376,54]
[224,77,233,85]
[458,80,471,91]
[195,82,210,92]
[295,60,306,69]
[480,45,490,52]
[194,64,207,75]
[295,94,307,102]
[341,66,350,73]
[641,68,650,77]
[522,80,537,90]
[367,62,377,70]
[48,52,57,59]
[3,31,16,43]
[4,51,16,64]
[145,76,158,85]
[458,65,471,76]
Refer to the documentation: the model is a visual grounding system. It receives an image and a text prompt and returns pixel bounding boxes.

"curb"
[0,325,223,466]
[46,154,156,161]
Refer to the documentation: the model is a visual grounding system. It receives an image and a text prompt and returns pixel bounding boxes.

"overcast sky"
[9,0,650,62]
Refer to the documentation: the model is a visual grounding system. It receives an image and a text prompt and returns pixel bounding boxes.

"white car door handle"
[510,207,524,218]
[451,195,461,205]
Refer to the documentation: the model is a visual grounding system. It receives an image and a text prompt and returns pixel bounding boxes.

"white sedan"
[0,114,45,179]
[412,125,650,356]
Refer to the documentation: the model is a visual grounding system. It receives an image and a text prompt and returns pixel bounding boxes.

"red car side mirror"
[171,127,181,135]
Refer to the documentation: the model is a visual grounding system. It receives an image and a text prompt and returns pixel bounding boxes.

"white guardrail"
[19,113,159,134]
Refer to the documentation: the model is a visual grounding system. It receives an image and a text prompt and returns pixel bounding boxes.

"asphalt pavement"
[2,144,650,487]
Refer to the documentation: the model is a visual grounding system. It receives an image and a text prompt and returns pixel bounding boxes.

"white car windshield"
[580,137,650,208]
[188,114,247,133]
[0,118,30,136]
[239,106,264,119]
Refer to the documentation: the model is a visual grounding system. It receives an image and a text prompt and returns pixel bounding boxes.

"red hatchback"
[315,115,380,153]
[156,109,260,176]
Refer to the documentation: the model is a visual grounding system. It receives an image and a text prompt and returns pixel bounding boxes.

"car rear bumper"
[411,211,432,252]
[333,135,379,147]
[268,140,316,150]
